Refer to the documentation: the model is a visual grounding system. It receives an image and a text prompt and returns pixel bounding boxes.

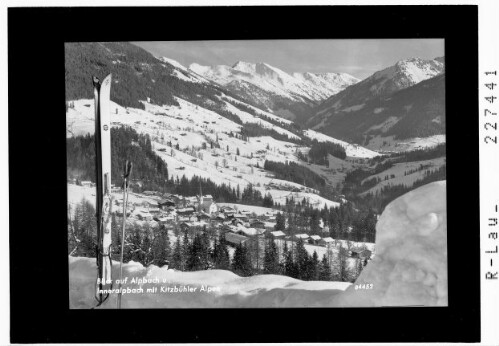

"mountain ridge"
[189,60,360,124]
[307,57,445,143]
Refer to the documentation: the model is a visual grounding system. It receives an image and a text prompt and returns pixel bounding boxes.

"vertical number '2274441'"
[484,71,497,144]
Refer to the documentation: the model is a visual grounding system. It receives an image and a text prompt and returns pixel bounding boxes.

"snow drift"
[69,181,447,308]
[334,180,448,307]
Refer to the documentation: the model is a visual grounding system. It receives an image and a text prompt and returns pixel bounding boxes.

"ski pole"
[117,160,132,309]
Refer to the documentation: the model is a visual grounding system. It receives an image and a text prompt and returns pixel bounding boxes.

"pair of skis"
[93,74,132,308]
[93,74,113,307]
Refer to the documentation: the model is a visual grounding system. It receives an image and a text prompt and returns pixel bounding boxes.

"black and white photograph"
[8,2,492,343]
[66,39,448,309]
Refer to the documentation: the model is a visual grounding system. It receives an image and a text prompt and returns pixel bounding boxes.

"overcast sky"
[133,40,444,80]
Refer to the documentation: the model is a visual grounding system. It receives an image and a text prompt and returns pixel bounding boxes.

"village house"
[197,212,211,222]
[235,224,262,237]
[176,206,196,222]
[80,180,93,187]
[210,215,225,227]
[158,198,176,209]
[115,210,132,218]
[233,213,249,222]
[142,200,156,209]
[318,237,335,247]
[293,233,310,241]
[308,235,322,245]
[224,232,249,247]
[220,206,236,215]
[249,220,266,229]
[349,248,372,260]
[133,210,153,222]
[270,230,285,239]
[264,221,277,231]
[155,215,174,226]
[148,207,161,215]
[179,222,190,232]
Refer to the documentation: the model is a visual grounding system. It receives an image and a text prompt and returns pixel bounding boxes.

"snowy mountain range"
[65,43,446,206]
[307,57,445,145]
[189,60,360,124]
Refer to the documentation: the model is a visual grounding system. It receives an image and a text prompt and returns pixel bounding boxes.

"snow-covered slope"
[314,57,444,116]
[303,129,380,158]
[190,60,359,103]
[293,71,360,98]
[67,98,341,210]
[69,181,447,308]
[308,58,445,145]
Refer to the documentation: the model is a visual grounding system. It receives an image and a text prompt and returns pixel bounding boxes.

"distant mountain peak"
[159,56,187,71]
[307,57,446,143]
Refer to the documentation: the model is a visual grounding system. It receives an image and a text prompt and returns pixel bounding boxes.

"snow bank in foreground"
[334,180,447,307]
[69,181,447,308]
[69,257,350,309]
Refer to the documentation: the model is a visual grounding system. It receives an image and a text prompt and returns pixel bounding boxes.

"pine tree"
[172,236,183,270]
[232,243,253,277]
[152,228,171,267]
[336,245,349,282]
[319,254,332,281]
[283,241,298,278]
[309,250,319,280]
[186,234,205,271]
[274,212,285,231]
[214,233,230,269]
[295,238,310,280]
[181,230,190,270]
[263,236,280,274]
[141,227,153,266]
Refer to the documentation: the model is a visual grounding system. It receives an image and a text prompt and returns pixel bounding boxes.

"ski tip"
[102,74,112,86]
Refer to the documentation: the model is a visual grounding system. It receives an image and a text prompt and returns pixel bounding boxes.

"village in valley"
[68,178,375,283]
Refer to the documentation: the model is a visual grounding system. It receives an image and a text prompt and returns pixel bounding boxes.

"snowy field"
[359,157,446,196]
[366,134,446,152]
[69,181,447,308]
[66,97,341,210]
[303,129,381,158]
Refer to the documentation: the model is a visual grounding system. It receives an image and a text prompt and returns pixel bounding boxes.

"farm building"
[293,234,310,241]
[308,235,322,245]
[158,198,176,209]
[318,237,335,247]
[177,206,196,215]
[197,212,211,221]
[349,248,372,260]
[224,232,249,246]
[250,220,266,229]
[270,231,285,238]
